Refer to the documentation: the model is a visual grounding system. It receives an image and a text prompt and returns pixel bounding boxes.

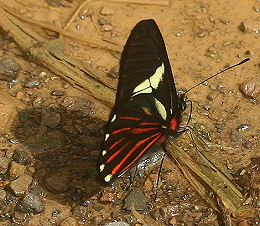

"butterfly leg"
[185,99,193,126]
[154,149,166,201]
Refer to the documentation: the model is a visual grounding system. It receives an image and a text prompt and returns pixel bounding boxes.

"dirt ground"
[0,0,259,225]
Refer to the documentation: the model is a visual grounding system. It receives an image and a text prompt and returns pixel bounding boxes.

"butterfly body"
[99,19,186,183]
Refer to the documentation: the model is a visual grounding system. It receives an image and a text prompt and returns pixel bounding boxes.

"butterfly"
[98,19,187,183]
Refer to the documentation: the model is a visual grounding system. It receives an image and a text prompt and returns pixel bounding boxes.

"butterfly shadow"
[11,106,105,205]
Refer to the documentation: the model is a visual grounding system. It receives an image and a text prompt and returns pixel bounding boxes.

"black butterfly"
[98,19,187,183]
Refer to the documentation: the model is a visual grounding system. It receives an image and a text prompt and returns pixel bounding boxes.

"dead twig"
[0,4,121,52]
[106,0,170,6]
[0,6,116,107]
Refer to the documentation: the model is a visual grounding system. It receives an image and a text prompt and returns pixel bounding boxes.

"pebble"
[100,7,115,16]
[102,25,114,32]
[51,90,65,96]
[197,29,208,38]
[45,174,68,194]
[237,124,250,132]
[9,161,26,178]
[229,130,244,142]
[0,57,21,82]
[103,222,129,226]
[123,188,148,211]
[78,7,93,19]
[60,217,78,226]
[72,206,91,218]
[98,17,111,25]
[17,192,44,214]
[206,91,219,101]
[0,156,10,174]
[100,189,116,202]
[239,18,260,33]
[30,186,45,197]
[10,174,33,196]
[239,78,260,99]
[24,78,40,88]
[41,108,61,129]
[169,216,177,225]
[0,189,7,200]
[13,149,32,165]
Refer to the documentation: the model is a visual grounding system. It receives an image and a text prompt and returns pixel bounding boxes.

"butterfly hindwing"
[99,19,180,182]
[100,101,164,182]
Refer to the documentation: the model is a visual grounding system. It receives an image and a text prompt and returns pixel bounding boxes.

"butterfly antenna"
[184,58,250,95]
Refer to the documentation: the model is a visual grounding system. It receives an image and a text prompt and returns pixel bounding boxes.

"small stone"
[237,124,250,132]
[9,161,26,178]
[243,141,253,149]
[123,188,148,211]
[45,174,68,194]
[239,78,260,99]
[0,156,10,174]
[197,29,208,38]
[100,189,116,202]
[78,7,93,19]
[72,206,91,218]
[41,108,61,129]
[239,18,260,33]
[220,18,230,25]
[229,130,244,142]
[98,17,111,25]
[100,7,115,16]
[51,90,65,96]
[13,149,32,165]
[10,174,33,196]
[17,192,44,213]
[102,25,114,32]
[0,189,7,201]
[103,222,129,226]
[169,216,177,225]
[206,91,219,101]
[0,58,20,82]
[60,217,78,226]
[24,78,40,88]
[223,40,232,47]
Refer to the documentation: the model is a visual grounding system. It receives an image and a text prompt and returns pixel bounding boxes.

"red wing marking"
[108,137,126,150]
[112,132,162,175]
[119,116,140,121]
[112,127,131,134]
[106,141,131,163]
[131,127,159,134]
[169,118,177,130]
[139,122,161,126]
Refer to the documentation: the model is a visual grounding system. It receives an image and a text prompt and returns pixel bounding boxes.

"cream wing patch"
[132,63,164,97]
[154,97,167,120]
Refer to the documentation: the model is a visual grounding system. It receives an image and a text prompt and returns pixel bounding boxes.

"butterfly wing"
[116,19,179,121]
[99,19,180,182]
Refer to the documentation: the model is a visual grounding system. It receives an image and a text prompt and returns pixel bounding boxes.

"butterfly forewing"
[117,20,178,119]
[99,19,180,183]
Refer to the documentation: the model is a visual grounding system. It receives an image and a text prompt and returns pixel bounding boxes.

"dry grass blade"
[0,4,121,52]
[165,133,253,217]
[106,0,170,6]
[0,6,116,107]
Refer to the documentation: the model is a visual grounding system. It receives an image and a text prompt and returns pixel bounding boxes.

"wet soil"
[0,0,259,225]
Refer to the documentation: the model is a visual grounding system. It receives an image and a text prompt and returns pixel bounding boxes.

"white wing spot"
[105,134,110,141]
[154,98,167,120]
[104,174,113,182]
[100,164,105,172]
[102,150,107,156]
[111,115,117,122]
[132,63,164,97]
